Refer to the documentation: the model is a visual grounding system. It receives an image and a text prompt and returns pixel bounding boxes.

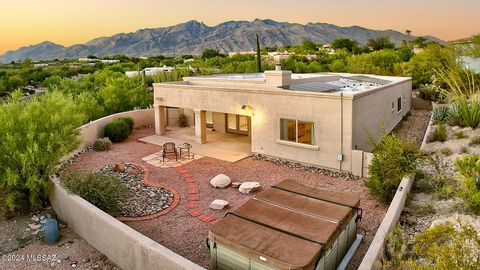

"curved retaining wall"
[358,112,433,270]
[50,109,206,270]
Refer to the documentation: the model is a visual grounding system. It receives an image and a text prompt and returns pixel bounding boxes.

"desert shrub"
[427,123,447,142]
[432,106,450,124]
[104,119,130,142]
[447,103,464,126]
[178,113,188,127]
[61,171,128,216]
[93,137,112,151]
[117,117,134,133]
[455,154,480,213]
[418,82,443,101]
[366,133,421,202]
[0,91,86,210]
[411,221,480,269]
[468,135,480,146]
[460,145,469,154]
[439,147,452,156]
[453,130,467,139]
[381,225,411,269]
[416,153,456,195]
[453,97,480,128]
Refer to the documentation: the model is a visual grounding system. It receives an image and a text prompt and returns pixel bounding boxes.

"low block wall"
[50,178,204,270]
[357,175,414,270]
[358,113,433,269]
[78,108,154,149]
[351,150,373,178]
[50,109,206,270]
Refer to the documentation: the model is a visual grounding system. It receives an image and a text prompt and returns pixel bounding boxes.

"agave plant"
[432,106,450,124]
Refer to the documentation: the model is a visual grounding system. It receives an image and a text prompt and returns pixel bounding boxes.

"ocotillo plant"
[256,34,261,72]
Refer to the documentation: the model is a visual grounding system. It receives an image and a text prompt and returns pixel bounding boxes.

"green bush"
[104,119,130,142]
[455,154,480,214]
[439,147,452,156]
[0,91,86,210]
[92,137,112,151]
[453,97,480,129]
[117,117,134,133]
[61,171,128,216]
[469,135,480,146]
[412,221,480,269]
[453,130,467,139]
[418,83,443,101]
[427,123,447,142]
[447,103,464,126]
[432,106,450,124]
[366,133,421,202]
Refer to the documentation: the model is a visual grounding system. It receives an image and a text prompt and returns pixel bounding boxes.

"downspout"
[339,93,344,172]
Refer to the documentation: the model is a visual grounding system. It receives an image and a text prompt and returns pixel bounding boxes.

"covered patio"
[139,126,251,163]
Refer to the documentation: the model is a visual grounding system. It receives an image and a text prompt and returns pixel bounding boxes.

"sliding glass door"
[226,114,249,135]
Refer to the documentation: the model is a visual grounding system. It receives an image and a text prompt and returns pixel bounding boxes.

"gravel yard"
[65,127,388,270]
[392,109,431,146]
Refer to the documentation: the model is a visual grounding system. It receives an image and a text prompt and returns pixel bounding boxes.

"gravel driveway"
[65,127,388,270]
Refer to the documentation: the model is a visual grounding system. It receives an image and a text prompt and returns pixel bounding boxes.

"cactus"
[256,34,261,72]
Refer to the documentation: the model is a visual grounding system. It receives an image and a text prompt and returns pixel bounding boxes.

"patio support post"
[193,109,207,144]
[154,105,167,135]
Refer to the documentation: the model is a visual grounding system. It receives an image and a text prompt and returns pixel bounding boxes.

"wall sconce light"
[241,105,253,116]
[156,97,163,101]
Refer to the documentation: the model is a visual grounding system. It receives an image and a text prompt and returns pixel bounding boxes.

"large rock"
[209,199,229,210]
[210,174,231,188]
[239,182,261,194]
[113,163,126,173]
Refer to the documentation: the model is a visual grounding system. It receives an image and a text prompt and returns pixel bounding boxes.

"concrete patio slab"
[138,127,251,163]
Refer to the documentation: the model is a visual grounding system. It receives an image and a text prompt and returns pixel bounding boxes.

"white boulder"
[210,174,231,188]
[239,182,261,194]
[209,199,229,210]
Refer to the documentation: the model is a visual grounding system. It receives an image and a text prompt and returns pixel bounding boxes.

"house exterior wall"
[153,74,412,172]
[351,80,412,152]
[154,85,355,171]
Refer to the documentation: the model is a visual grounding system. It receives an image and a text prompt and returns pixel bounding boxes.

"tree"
[256,34,262,72]
[202,48,222,60]
[0,91,87,210]
[302,40,317,51]
[413,36,428,48]
[366,37,395,51]
[405,29,412,36]
[348,49,401,75]
[331,38,358,53]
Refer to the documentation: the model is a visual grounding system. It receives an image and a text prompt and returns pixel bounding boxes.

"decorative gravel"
[98,163,173,217]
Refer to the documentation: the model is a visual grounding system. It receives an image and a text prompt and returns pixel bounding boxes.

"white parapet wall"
[50,109,206,270]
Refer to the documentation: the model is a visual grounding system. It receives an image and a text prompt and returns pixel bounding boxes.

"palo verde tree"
[0,90,86,210]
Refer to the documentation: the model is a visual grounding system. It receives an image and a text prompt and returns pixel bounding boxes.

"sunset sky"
[1,0,479,54]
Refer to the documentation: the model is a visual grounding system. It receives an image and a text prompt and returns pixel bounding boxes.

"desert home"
[152,66,412,174]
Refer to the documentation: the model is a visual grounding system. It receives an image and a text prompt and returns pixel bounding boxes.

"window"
[397,97,402,112]
[280,119,314,145]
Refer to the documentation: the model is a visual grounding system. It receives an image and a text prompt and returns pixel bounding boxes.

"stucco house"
[153,66,411,173]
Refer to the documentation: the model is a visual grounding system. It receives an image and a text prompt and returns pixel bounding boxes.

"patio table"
[177,143,192,158]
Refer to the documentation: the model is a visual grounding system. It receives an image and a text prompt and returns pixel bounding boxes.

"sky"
[1,0,479,54]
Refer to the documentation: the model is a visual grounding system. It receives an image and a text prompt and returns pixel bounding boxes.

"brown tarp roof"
[209,179,361,269]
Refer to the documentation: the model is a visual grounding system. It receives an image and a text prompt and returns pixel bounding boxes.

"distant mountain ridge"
[0,19,445,63]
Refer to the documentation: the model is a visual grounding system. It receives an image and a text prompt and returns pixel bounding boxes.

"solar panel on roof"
[284,82,343,93]
[343,75,391,85]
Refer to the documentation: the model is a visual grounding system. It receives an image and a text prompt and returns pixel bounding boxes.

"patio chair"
[162,142,178,162]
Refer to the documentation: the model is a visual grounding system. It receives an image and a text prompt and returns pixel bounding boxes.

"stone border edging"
[358,111,433,270]
[117,164,180,222]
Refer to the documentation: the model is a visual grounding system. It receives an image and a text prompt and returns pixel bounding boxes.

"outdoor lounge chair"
[162,142,178,162]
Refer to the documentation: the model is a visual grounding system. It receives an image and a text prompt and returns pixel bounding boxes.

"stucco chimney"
[264,65,292,87]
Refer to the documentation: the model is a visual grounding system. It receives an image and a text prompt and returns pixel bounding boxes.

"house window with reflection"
[280,119,315,145]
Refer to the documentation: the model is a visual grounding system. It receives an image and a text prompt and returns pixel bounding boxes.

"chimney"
[264,64,292,87]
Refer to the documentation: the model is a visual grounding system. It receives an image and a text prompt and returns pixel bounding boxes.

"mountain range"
[0,19,444,63]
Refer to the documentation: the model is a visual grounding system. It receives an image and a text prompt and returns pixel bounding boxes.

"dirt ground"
[65,127,388,270]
